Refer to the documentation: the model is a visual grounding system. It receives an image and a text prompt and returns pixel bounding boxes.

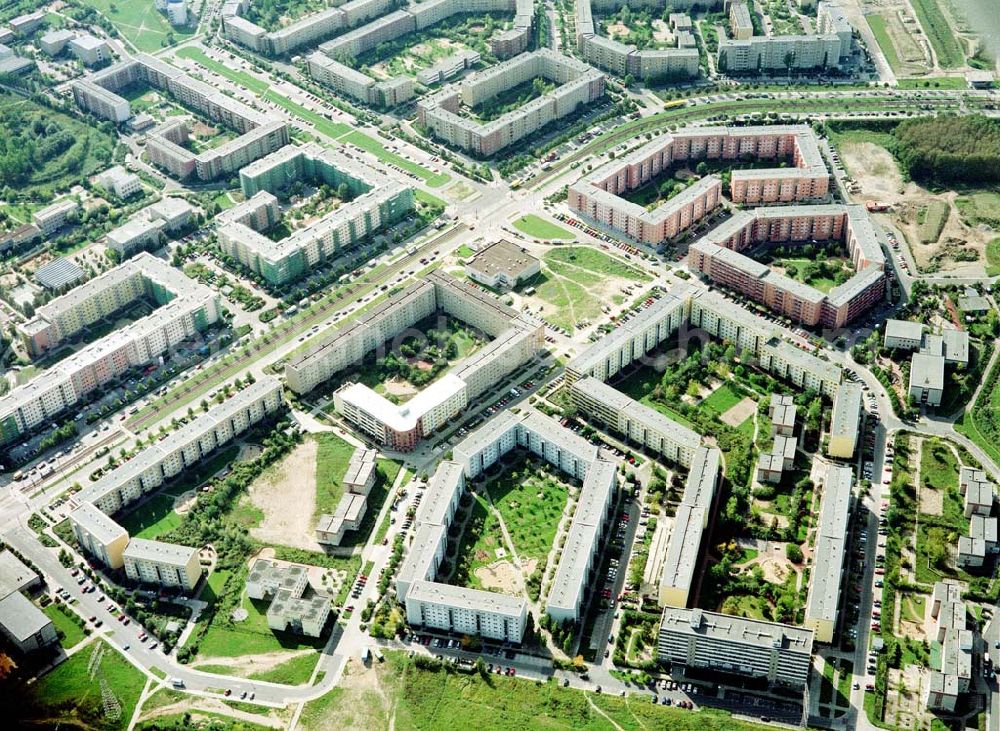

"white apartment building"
[804,464,852,642]
[827,382,862,459]
[405,580,527,642]
[123,538,201,590]
[96,165,142,199]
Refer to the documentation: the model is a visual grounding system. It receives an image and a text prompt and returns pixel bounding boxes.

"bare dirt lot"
[475,559,524,594]
[247,440,321,552]
[839,140,988,275]
[720,397,757,427]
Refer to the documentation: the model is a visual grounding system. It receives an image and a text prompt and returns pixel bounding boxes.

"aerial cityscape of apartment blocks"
[575,0,702,80]
[286,268,541,395]
[397,409,619,640]
[72,53,289,180]
[719,0,854,74]
[1,255,222,447]
[687,204,886,328]
[569,125,830,244]
[65,379,284,592]
[216,143,415,285]
[657,608,814,690]
[305,0,533,107]
[803,464,853,643]
[418,50,605,157]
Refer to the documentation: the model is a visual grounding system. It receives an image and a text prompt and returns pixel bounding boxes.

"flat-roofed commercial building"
[465,240,540,289]
[569,126,829,245]
[546,460,617,623]
[33,198,79,236]
[804,464,852,642]
[828,382,862,458]
[658,607,814,688]
[883,319,924,350]
[123,538,201,590]
[69,502,130,569]
[0,592,58,654]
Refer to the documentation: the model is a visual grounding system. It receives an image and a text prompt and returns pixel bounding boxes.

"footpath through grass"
[88,0,195,53]
[174,47,449,188]
[298,651,776,731]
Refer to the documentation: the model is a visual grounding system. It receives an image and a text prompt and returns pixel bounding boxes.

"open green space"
[770,255,850,294]
[614,367,697,429]
[119,495,183,540]
[472,77,556,122]
[44,602,87,649]
[897,76,969,89]
[701,383,746,416]
[451,493,508,590]
[512,214,573,240]
[865,15,902,74]
[544,246,651,283]
[957,348,1000,467]
[0,94,117,207]
[986,238,1000,277]
[85,0,195,53]
[919,438,959,494]
[918,199,949,243]
[909,0,965,69]
[195,589,326,660]
[244,0,326,32]
[914,438,972,584]
[955,191,1000,229]
[531,269,604,333]
[484,460,569,564]
[298,651,774,731]
[14,640,145,730]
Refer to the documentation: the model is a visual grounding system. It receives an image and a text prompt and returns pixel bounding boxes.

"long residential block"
[417,49,605,157]
[569,125,830,245]
[803,464,852,643]
[3,255,221,447]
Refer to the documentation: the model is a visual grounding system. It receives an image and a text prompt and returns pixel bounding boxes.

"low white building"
[465,240,540,290]
[96,166,142,199]
[69,34,111,66]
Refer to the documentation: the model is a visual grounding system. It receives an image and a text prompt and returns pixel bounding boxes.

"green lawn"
[485,460,569,564]
[918,200,949,243]
[512,215,574,240]
[313,432,357,520]
[955,191,1000,229]
[909,0,965,69]
[247,651,319,685]
[196,592,326,660]
[118,494,182,540]
[15,640,146,730]
[897,76,969,89]
[452,494,508,590]
[44,602,87,649]
[919,437,959,493]
[615,367,698,429]
[89,0,195,53]
[544,246,650,283]
[987,237,1000,277]
[531,268,604,333]
[865,15,902,74]
[701,383,745,416]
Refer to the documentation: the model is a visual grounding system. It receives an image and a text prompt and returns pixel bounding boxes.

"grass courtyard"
[450,493,509,591]
[484,460,570,565]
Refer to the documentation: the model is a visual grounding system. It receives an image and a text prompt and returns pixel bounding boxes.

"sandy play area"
[475,559,525,594]
[248,440,321,551]
[720,397,756,427]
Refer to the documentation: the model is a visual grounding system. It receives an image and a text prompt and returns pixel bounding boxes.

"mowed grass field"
[43,602,87,649]
[89,0,194,53]
[512,215,574,240]
[701,383,744,415]
[909,0,965,69]
[544,246,651,282]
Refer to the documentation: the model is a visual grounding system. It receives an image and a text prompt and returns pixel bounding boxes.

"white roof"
[336,373,466,433]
